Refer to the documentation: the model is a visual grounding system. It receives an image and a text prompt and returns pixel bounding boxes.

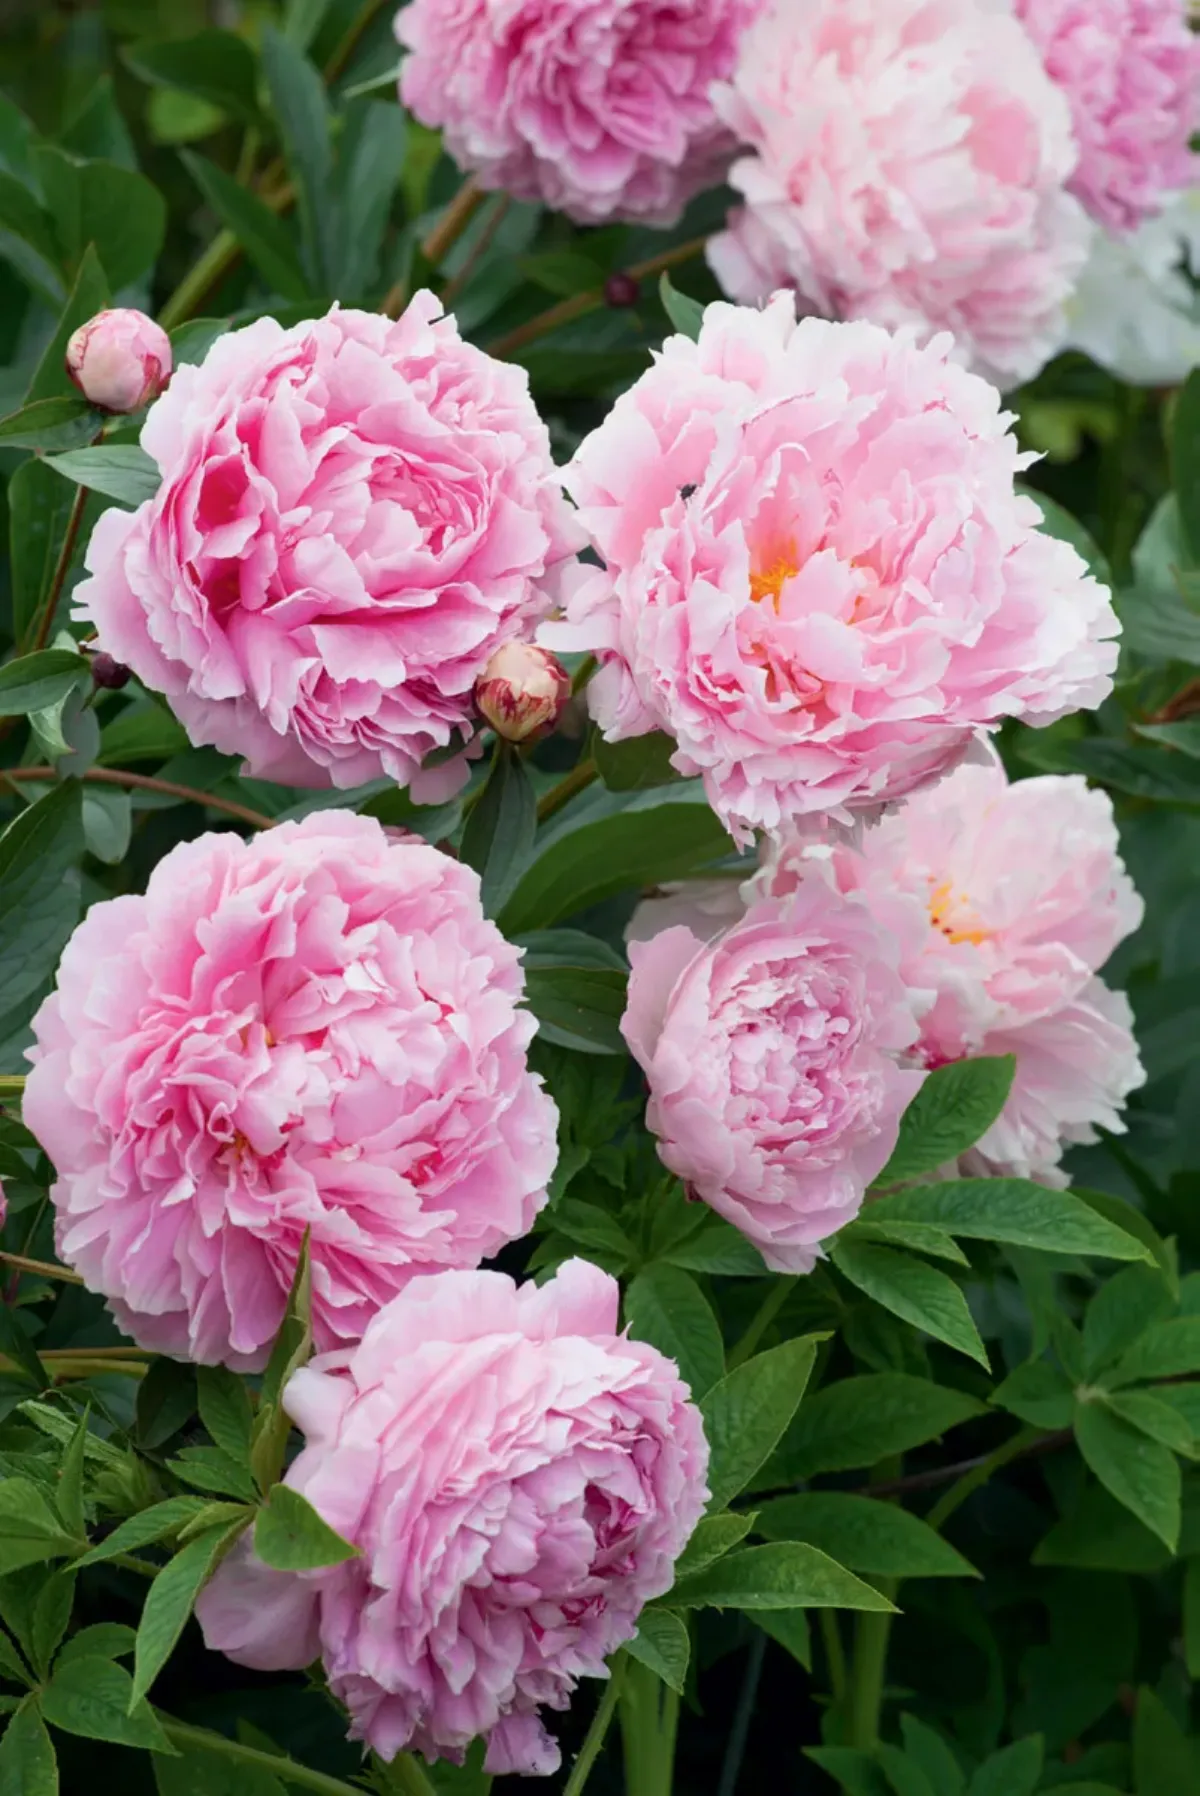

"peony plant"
[0,3,1197,1794]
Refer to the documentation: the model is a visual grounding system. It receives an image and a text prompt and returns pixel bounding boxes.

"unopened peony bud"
[90,651,132,690]
[475,642,570,743]
[65,309,172,414]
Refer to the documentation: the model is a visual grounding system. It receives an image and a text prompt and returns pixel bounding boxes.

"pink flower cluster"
[196,1260,709,1775]
[24,813,558,1368]
[1015,0,1200,232]
[397,0,761,225]
[623,884,927,1272]
[705,0,1092,386]
[76,296,580,800]
[552,294,1118,844]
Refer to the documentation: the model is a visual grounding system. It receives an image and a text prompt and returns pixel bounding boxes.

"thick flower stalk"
[196,1259,709,1775]
[23,812,558,1368]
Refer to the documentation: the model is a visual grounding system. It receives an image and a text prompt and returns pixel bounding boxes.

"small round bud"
[604,271,640,309]
[90,651,132,691]
[65,309,172,415]
[475,642,570,744]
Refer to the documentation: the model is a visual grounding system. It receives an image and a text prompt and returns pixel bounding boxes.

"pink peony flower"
[396,0,762,226]
[706,0,1093,387]
[66,308,172,414]
[1015,0,1200,233]
[195,1259,709,1774]
[757,754,1145,1181]
[74,296,581,800]
[548,296,1119,845]
[622,884,927,1271]
[22,812,557,1369]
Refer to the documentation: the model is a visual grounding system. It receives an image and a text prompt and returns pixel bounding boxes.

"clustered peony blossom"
[549,295,1119,845]
[725,755,1143,1184]
[396,0,762,226]
[1066,191,1200,384]
[1014,0,1200,234]
[75,296,580,800]
[705,0,1092,388]
[23,812,557,1369]
[622,883,927,1271]
[196,1259,709,1775]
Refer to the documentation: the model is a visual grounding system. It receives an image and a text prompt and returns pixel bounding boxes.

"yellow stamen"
[928,879,988,946]
[749,548,801,609]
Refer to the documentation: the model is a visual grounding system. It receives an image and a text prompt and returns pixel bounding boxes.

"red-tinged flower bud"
[475,642,571,743]
[604,271,640,309]
[65,309,172,414]
[90,651,132,690]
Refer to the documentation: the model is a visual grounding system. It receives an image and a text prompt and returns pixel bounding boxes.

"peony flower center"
[928,879,989,946]
[749,543,801,610]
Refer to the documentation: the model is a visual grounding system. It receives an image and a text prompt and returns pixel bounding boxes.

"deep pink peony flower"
[23,812,557,1369]
[706,0,1092,387]
[622,884,927,1271]
[65,308,172,414]
[757,754,1146,1181]
[396,0,762,226]
[548,296,1119,845]
[74,296,581,799]
[196,1259,709,1774]
[1015,0,1200,232]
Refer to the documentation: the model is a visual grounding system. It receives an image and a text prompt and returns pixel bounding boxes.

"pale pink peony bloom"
[622,884,927,1271]
[74,297,581,800]
[23,812,557,1369]
[396,0,762,226]
[548,296,1119,845]
[66,308,172,413]
[474,640,570,742]
[196,1259,709,1774]
[1015,0,1200,233]
[706,0,1092,387]
[757,754,1146,1181]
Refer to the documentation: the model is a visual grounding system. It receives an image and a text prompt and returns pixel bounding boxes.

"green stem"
[563,1656,627,1796]
[48,1357,147,1381]
[0,1076,24,1098]
[658,1684,681,1791]
[4,766,274,832]
[22,449,94,657]
[620,1657,673,1796]
[716,1631,765,1796]
[0,1250,82,1285]
[487,235,709,359]
[158,230,241,334]
[925,1424,1043,1533]
[324,0,393,82]
[536,757,598,824]
[820,1611,847,1705]
[162,1722,365,1796]
[726,1278,794,1371]
[384,1752,441,1796]
[846,1596,896,1752]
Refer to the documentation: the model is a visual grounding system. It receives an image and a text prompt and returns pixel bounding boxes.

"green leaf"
[865,1180,1152,1261]
[592,729,682,793]
[625,1265,724,1399]
[43,1655,173,1753]
[878,1748,938,1796]
[700,1336,819,1511]
[668,1542,895,1613]
[284,0,336,49]
[0,174,64,308]
[24,245,108,404]
[765,1374,985,1483]
[899,1717,965,1796]
[755,1493,977,1579]
[991,1360,1074,1430]
[99,704,191,767]
[499,785,729,935]
[169,1445,256,1503]
[1173,366,1200,564]
[1074,1399,1180,1550]
[0,1482,79,1577]
[136,1359,197,1451]
[0,398,100,454]
[1184,1557,1200,1677]
[0,783,82,1027]
[32,148,166,293]
[0,1629,30,1690]
[44,445,159,508]
[254,1485,357,1572]
[1132,1686,1200,1796]
[0,651,88,720]
[460,745,537,918]
[879,1058,1015,1184]
[1101,1390,1194,1456]
[965,1738,1042,1796]
[122,31,260,123]
[8,459,80,649]
[1082,1265,1175,1376]
[131,1526,235,1706]
[30,1572,74,1681]
[334,100,407,300]
[1016,484,1112,588]
[755,1608,811,1669]
[73,1496,210,1569]
[831,1238,988,1367]
[53,1414,87,1545]
[196,1367,254,1468]
[1111,1317,1200,1385]
[81,786,131,865]
[0,1701,57,1796]
[660,1211,768,1277]
[523,965,627,1055]
[260,28,333,290]
[56,1624,136,1669]
[180,153,308,300]
[659,273,705,340]
[1019,734,1200,805]
[847,1220,969,1267]
[805,1747,890,1796]
[518,251,606,297]
[1134,718,1200,758]
[251,1235,313,1493]
[153,1734,286,1796]
[625,1608,689,1694]
[0,1308,45,1393]
[672,1512,756,1579]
